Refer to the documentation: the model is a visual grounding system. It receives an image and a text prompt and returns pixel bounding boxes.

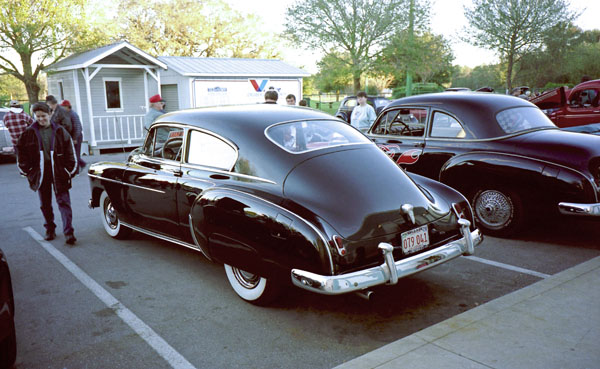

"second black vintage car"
[367,92,600,236]
[88,105,482,304]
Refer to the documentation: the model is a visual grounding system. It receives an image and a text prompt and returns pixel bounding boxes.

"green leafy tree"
[451,64,505,91]
[380,31,454,85]
[464,0,578,91]
[0,0,109,103]
[285,0,430,93]
[0,74,27,102]
[314,52,353,93]
[116,0,282,58]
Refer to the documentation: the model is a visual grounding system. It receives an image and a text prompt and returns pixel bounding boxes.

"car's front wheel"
[100,191,132,239]
[471,187,524,237]
[224,264,279,305]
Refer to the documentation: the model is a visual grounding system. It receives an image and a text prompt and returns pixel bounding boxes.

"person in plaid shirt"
[4,100,34,154]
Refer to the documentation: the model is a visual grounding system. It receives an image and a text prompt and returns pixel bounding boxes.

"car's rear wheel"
[471,187,524,237]
[224,264,279,305]
[100,191,132,239]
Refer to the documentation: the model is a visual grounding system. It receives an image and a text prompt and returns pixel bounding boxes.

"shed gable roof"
[46,41,167,72]
[158,56,310,77]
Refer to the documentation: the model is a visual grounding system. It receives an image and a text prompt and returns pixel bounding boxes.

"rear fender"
[440,152,597,205]
[189,188,333,280]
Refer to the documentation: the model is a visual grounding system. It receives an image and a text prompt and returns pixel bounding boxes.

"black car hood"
[512,129,600,171]
[283,146,451,241]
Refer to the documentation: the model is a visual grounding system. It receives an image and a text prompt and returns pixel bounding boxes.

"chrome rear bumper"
[558,202,600,216]
[291,225,483,295]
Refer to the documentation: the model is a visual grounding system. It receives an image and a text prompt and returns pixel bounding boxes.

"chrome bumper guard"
[291,221,483,295]
[558,202,600,216]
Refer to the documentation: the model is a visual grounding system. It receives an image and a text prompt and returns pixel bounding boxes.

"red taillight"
[332,235,346,256]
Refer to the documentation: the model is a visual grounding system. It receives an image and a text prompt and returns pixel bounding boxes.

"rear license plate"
[401,225,429,255]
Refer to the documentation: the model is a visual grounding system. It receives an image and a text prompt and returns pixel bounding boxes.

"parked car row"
[87,91,600,306]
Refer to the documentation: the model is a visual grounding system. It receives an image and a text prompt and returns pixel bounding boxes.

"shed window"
[103,78,123,111]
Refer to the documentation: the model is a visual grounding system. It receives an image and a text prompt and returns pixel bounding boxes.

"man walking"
[3,100,34,155]
[264,90,278,104]
[45,95,73,137]
[17,102,78,245]
[60,100,86,173]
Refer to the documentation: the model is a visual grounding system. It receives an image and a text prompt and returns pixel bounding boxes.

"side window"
[103,78,123,111]
[143,126,184,160]
[430,112,466,138]
[371,108,427,137]
[187,130,237,170]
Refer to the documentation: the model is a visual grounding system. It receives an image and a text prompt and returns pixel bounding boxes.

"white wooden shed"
[45,41,310,152]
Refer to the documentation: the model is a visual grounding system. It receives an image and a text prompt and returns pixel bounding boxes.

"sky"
[225,0,599,73]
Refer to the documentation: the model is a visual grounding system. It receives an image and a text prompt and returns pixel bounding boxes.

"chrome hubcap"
[104,200,118,229]
[474,190,512,229]
[232,267,260,289]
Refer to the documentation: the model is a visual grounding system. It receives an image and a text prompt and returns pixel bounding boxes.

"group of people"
[263,89,307,107]
[6,96,87,245]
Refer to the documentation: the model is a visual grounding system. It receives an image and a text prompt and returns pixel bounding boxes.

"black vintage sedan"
[367,92,600,236]
[88,104,482,304]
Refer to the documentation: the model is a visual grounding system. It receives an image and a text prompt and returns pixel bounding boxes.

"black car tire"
[224,264,279,305]
[100,191,132,239]
[471,187,524,237]
[0,275,16,369]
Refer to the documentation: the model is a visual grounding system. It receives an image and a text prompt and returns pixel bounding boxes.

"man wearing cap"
[60,100,86,173]
[3,100,34,155]
[144,94,166,132]
[45,95,73,138]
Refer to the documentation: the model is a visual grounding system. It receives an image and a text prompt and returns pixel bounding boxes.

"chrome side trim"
[88,174,166,194]
[120,221,205,254]
[291,228,483,295]
[179,163,277,185]
[558,202,600,216]
[212,187,335,275]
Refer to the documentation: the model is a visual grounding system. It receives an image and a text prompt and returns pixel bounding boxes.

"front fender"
[440,152,598,204]
[189,188,334,281]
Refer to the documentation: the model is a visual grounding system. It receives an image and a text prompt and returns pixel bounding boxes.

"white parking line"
[464,255,551,279]
[24,227,196,369]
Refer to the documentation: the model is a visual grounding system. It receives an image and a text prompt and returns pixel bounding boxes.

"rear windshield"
[496,107,555,134]
[266,119,371,153]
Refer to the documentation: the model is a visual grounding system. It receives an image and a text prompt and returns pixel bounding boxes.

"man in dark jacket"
[45,95,73,137]
[60,100,86,173]
[17,102,78,244]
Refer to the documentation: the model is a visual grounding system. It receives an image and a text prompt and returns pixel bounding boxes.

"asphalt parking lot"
[1,151,599,368]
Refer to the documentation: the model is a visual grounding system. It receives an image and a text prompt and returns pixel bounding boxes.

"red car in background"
[530,79,600,128]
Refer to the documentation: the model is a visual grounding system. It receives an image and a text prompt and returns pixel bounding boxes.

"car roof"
[152,104,351,183]
[384,92,540,138]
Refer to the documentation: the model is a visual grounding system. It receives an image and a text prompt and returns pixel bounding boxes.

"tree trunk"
[21,53,41,104]
[506,52,514,93]
[353,75,361,93]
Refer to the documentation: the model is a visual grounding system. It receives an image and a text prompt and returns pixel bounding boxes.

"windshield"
[266,119,371,153]
[496,107,556,134]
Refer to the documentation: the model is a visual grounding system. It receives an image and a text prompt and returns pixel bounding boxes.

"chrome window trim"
[185,127,238,171]
[221,187,335,275]
[88,173,166,194]
[264,119,372,155]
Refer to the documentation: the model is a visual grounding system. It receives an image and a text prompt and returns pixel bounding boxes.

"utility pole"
[405,0,414,97]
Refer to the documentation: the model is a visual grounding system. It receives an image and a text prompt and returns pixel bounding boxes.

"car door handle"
[415,142,425,148]
[210,174,230,180]
[387,139,403,144]
[173,170,183,177]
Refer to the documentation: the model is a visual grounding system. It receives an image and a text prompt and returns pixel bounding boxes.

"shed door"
[161,84,179,112]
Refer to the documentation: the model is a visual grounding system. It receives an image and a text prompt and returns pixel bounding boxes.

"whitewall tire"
[224,264,279,305]
[100,191,131,239]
